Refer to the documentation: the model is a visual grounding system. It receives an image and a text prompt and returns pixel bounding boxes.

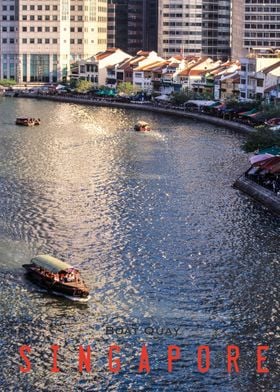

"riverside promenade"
[16,93,255,135]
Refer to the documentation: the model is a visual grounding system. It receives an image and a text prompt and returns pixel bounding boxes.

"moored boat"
[23,254,90,301]
[16,117,41,126]
[134,121,151,132]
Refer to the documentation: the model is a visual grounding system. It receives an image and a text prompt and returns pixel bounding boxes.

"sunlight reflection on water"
[0,97,279,391]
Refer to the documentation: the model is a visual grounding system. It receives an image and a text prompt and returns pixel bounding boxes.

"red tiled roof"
[95,48,118,60]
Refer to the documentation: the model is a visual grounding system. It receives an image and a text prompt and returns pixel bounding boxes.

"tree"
[242,126,280,152]
[170,91,188,105]
[117,82,137,96]
[0,79,17,87]
[75,79,92,93]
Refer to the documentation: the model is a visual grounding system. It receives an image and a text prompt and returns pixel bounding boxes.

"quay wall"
[233,176,280,216]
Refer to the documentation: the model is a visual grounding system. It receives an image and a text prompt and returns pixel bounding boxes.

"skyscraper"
[232,0,280,59]
[0,0,107,83]
[107,0,158,54]
[158,0,230,59]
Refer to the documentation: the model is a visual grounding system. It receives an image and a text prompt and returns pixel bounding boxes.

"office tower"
[107,0,158,55]
[232,0,280,59]
[158,0,231,59]
[0,0,107,83]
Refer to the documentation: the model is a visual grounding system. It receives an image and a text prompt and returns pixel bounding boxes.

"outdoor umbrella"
[249,153,274,165]
[252,156,279,168]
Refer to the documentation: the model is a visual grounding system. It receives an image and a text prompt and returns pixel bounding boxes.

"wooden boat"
[16,117,40,126]
[134,121,151,132]
[23,254,90,301]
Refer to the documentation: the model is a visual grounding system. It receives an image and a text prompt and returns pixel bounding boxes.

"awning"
[269,160,280,174]
[257,146,280,156]
[155,94,170,101]
[238,108,258,117]
[185,100,220,107]
[253,156,280,170]
[249,153,274,165]
[31,255,73,273]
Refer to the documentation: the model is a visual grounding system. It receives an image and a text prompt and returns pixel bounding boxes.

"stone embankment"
[233,175,280,216]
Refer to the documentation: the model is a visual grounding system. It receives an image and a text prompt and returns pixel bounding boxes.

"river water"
[0,97,279,391]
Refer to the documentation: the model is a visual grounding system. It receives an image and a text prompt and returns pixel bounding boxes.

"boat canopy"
[31,254,73,273]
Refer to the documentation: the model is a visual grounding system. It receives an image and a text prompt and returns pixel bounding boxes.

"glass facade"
[22,54,27,82]
[158,0,230,59]
[30,54,50,82]
[107,0,158,54]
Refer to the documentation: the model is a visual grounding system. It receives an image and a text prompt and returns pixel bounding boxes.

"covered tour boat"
[16,117,40,126]
[134,121,151,132]
[23,254,90,301]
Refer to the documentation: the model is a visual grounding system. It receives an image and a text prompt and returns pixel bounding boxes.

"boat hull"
[23,264,90,299]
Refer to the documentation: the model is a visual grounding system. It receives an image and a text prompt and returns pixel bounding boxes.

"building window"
[53,39,57,44]
[45,5,50,11]
[70,39,75,44]
[38,5,42,10]
[53,27,57,32]
[30,38,35,44]
[30,26,35,32]
[53,5,58,11]
[22,5,27,10]
[45,39,50,44]
[45,27,50,32]
[10,39,14,44]
[30,15,35,20]
[38,39,42,44]
[30,5,35,10]
[2,38,7,44]
[77,39,82,44]
[38,27,42,32]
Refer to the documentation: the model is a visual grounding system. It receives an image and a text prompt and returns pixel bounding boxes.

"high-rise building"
[158,0,231,59]
[107,0,158,55]
[232,0,280,59]
[0,0,107,83]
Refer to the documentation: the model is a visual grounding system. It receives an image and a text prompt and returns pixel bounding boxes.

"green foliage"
[170,91,189,105]
[0,79,16,87]
[170,88,213,105]
[70,79,78,88]
[75,79,92,93]
[260,104,280,119]
[242,126,280,152]
[117,82,137,95]
[226,99,262,112]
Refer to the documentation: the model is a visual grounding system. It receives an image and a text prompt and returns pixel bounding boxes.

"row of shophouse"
[71,48,280,102]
